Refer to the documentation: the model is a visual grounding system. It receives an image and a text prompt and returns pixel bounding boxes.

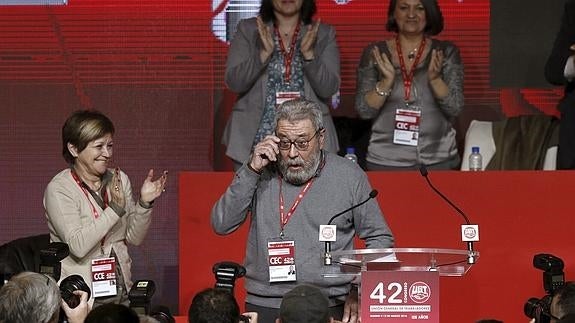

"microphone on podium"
[418,165,479,264]
[321,189,379,266]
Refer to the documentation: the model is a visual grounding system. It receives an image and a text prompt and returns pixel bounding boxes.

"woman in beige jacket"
[44,110,167,307]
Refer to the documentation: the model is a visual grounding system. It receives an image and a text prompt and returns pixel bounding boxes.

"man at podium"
[211,98,394,323]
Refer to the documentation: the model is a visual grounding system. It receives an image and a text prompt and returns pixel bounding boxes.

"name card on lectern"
[361,271,439,322]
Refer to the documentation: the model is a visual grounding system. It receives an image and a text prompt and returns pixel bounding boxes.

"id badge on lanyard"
[91,256,118,297]
[267,239,296,282]
[276,91,301,106]
[393,107,421,146]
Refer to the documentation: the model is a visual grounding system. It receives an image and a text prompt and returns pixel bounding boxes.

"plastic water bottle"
[344,147,358,164]
[469,146,483,171]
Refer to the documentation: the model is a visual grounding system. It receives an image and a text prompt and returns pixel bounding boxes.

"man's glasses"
[277,128,322,151]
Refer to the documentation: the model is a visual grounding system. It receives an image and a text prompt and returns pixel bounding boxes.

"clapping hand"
[257,16,274,63]
[110,167,126,208]
[427,48,444,82]
[301,20,320,61]
[371,45,395,90]
[139,169,168,205]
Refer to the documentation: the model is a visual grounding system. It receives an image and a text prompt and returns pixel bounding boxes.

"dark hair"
[188,288,240,323]
[386,0,444,36]
[259,0,317,25]
[84,303,140,323]
[556,282,575,318]
[62,110,115,165]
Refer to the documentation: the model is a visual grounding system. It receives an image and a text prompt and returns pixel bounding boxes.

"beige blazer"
[44,168,152,299]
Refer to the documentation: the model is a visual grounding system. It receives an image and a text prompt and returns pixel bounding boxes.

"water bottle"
[344,147,358,164]
[469,146,483,171]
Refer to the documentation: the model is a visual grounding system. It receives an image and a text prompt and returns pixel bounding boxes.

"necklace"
[407,48,417,60]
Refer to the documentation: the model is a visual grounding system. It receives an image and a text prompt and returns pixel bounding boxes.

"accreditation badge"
[91,257,118,298]
[393,108,421,146]
[267,239,296,283]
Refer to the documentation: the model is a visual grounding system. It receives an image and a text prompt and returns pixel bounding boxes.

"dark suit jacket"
[545,0,575,169]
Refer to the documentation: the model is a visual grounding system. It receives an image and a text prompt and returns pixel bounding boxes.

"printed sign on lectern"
[361,271,439,322]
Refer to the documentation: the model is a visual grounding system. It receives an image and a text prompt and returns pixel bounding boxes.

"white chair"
[461,120,557,171]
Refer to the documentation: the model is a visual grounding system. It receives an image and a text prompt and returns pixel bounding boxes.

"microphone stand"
[419,165,477,265]
[324,190,378,266]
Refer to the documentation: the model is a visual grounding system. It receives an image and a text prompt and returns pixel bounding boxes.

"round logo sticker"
[464,226,477,239]
[321,226,335,240]
[409,281,431,303]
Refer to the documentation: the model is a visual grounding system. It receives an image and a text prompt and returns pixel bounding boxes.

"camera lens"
[59,274,91,308]
[524,297,541,318]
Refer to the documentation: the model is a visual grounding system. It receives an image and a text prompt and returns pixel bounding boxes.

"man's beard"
[278,149,321,185]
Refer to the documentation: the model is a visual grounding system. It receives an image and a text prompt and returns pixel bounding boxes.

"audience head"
[84,303,140,323]
[62,109,115,165]
[274,98,325,185]
[0,271,61,323]
[259,0,317,24]
[559,313,575,323]
[386,0,444,36]
[188,288,241,323]
[552,282,575,321]
[277,284,330,323]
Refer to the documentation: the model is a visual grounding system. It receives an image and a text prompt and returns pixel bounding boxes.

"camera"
[40,242,69,281]
[127,279,175,323]
[212,261,246,294]
[59,274,91,308]
[524,253,565,323]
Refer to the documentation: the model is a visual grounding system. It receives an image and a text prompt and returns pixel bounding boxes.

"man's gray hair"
[275,98,324,131]
[0,271,61,323]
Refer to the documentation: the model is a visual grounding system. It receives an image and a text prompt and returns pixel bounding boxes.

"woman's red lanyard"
[395,37,426,102]
[275,23,301,83]
[71,169,108,254]
[278,175,314,238]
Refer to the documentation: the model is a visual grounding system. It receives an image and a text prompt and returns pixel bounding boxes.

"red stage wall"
[179,171,575,322]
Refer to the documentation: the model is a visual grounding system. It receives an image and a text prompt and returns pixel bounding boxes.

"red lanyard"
[71,170,109,219]
[278,176,314,238]
[71,170,109,253]
[396,37,426,102]
[275,23,301,83]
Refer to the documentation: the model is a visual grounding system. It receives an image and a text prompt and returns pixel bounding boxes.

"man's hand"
[61,290,90,323]
[341,286,359,323]
[249,135,280,173]
[242,311,258,323]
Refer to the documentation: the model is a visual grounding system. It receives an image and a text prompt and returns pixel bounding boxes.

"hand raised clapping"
[257,16,274,63]
[371,46,395,89]
[301,20,320,61]
[139,169,168,205]
[427,48,444,82]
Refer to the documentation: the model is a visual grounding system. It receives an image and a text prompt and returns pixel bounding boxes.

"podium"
[324,248,479,322]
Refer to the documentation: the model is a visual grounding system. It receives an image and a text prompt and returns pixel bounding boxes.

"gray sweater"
[211,152,394,308]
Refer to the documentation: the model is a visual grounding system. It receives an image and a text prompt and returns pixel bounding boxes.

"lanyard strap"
[275,23,301,84]
[396,37,426,102]
[70,170,109,253]
[278,176,314,237]
[71,170,109,218]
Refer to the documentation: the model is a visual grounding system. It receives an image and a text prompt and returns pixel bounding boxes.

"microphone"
[322,189,378,265]
[418,165,478,264]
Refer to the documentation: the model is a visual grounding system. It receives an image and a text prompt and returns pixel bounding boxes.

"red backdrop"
[179,171,575,322]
